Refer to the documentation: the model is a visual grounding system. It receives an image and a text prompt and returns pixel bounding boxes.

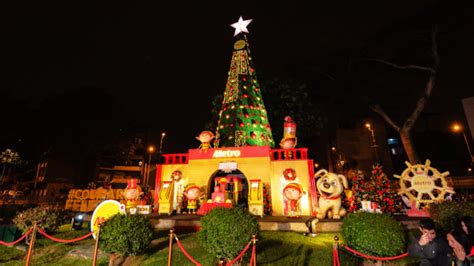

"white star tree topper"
[230,16,253,36]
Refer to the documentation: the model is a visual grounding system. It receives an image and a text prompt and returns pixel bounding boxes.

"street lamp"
[365,123,379,162]
[159,132,166,163]
[450,123,474,163]
[144,145,155,187]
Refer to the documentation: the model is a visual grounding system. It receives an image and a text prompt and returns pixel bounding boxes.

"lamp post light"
[365,123,379,163]
[159,132,166,163]
[450,123,474,164]
[145,145,155,187]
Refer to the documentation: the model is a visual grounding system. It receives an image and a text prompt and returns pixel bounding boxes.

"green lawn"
[1,224,419,266]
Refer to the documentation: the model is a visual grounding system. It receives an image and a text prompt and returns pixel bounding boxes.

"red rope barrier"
[0,228,33,246]
[174,236,202,266]
[226,240,252,266]
[344,245,408,261]
[37,229,93,243]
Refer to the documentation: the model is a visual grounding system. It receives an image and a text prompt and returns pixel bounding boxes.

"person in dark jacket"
[408,219,451,266]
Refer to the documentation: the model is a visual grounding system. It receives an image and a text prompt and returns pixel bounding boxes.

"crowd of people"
[409,216,474,266]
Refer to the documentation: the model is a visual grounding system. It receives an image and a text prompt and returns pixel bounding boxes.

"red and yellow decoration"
[183,184,201,214]
[279,116,297,150]
[283,182,304,217]
[123,178,143,213]
[283,168,297,181]
[196,131,215,152]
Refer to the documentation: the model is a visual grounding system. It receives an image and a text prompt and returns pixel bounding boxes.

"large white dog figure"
[314,169,348,219]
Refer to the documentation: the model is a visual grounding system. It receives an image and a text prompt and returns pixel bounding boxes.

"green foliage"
[342,212,406,257]
[198,207,259,260]
[12,206,67,233]
[428,200,474,232]
[100,214,153,256]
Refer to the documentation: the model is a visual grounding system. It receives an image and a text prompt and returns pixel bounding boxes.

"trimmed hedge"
[341,212,406,257]
[428,201,474,233]
[100,214,153,256]
[198,207,259,260]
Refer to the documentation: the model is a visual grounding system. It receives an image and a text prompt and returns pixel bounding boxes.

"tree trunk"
[0,164,6,183]
[370,28,438,166]
[400,129,419,164]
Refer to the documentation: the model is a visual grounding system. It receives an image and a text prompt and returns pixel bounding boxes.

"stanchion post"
[168,228,174,266]
[333,235,340,266]
[92,225,101,266]
[25,222,37,266]
[252,234,258,266]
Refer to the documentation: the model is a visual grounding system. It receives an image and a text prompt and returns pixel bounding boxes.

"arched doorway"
[207,169,249,208]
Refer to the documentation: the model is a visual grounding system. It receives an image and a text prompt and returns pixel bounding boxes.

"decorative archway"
[207,169,249,208]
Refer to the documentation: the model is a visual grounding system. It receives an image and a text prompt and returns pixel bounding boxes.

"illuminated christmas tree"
[369,164,403,214]
[214,17,275,148]
[347,164,403,214]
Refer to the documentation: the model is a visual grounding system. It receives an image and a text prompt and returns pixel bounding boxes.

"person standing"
[408,219,451,266]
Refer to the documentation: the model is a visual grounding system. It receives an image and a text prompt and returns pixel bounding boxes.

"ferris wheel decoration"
[394,159,453,209]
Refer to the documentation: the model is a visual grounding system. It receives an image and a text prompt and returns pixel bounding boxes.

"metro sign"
[188,146,270,160]
[212,149,241,158]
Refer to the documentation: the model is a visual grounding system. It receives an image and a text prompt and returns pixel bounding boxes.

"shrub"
[341,212,406,257]
[12,206,66,234]
[100,214,153,256]
[428,201,474,232]
[198,207,259,261]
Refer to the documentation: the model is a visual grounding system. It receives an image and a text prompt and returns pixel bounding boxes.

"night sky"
[1,1,473,156]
